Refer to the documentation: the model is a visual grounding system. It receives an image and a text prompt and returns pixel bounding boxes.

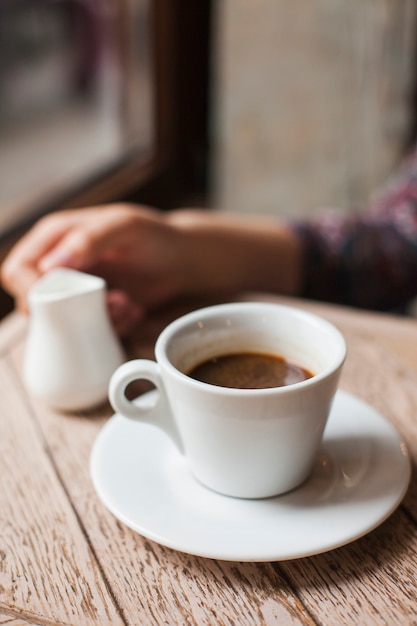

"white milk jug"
[23,268,125,412]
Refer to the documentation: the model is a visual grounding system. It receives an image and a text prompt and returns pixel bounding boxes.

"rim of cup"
[154,302,347,396]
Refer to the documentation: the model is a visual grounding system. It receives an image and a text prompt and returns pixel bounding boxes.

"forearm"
[168,210,303,298]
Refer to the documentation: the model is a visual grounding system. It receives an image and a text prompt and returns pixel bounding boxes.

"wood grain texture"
[0,354,123,625]
[8,348,315,625]
[278,337,417,625]
[0,609,40,625]
[1,295,417,625]
[281,512,417,626]
[0,314,25,357]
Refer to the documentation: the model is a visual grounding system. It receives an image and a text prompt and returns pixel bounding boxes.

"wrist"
[167,210,303,297]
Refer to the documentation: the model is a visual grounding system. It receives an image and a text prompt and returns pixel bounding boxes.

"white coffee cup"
[108,302,346,499]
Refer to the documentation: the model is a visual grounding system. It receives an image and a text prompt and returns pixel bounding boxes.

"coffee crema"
[187,351,313,389]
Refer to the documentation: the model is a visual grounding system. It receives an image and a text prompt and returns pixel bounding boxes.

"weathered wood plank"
[277,309,417,624]
[280,511,417,625]
[0,609,40,625]
[8,346,316,625]
[4,295,417,625]
[0,314,25,357]
[0,355,123,626]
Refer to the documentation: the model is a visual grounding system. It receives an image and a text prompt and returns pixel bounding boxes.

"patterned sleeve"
[293,148,417,311]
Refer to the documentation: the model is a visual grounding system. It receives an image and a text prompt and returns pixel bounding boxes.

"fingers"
[36,207,114,271]
[37,205,144,271]
[1,211,80,300]
[106,290,144,337]
[0,203,165,319]
[38,228,100,273]
[1,206,137,303]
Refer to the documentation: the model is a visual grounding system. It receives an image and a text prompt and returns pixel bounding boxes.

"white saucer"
[90,390,411,562]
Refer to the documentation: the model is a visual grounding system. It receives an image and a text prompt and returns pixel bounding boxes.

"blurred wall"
[211,0,417,217]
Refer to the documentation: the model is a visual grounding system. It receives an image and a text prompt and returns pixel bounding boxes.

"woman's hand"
[1,204,185,336]
[1,203,302,336]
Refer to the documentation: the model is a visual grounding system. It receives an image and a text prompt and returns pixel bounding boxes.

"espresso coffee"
[187,352,313,389]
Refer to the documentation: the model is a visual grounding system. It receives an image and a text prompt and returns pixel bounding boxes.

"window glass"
[0,0,154,232]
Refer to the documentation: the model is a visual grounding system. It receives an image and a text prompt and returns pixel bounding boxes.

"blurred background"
[0,0,416,315]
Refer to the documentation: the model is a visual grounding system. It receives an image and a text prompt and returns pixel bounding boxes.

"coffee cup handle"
[108,359,184,453]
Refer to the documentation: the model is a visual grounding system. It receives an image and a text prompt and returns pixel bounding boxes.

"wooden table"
[0,294,416,626]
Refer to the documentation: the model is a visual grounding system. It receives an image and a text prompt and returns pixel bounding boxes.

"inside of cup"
[163,304,346,380]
